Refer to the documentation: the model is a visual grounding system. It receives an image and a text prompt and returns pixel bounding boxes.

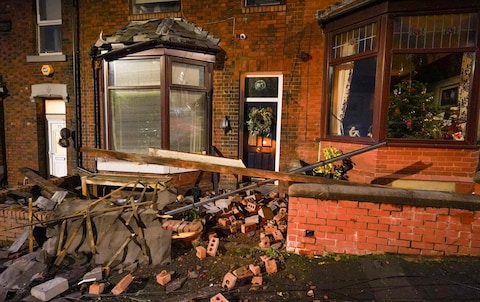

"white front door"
[47,116,67,177]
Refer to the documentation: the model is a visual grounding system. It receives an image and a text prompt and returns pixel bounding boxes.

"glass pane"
[245,77,279,97]
[245,0,284,6]
[109,59,161,86]
[39,0,61,21]
[328,57,376,137]
[332,23,376,59]
[393,14,477,49]
[39,25,62,53]
[388,52,474,140]
[110,89,161,154]
[131,0,180,14]
[172,62,204,86]
[169,90,207,153]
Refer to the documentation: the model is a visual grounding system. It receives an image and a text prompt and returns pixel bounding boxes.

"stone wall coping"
[289,183,480,211]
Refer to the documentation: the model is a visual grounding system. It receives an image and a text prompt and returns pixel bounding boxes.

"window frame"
[36,0,62,55]
[104,52,213,155]
[130,0,181,15]
[244,0,285,7]
[321,4,480,147]
[323,17,383,144]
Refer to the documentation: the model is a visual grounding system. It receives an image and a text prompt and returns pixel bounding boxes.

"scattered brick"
[222,272,237,290]
[156,270,171,286]
[196,246,207,259]
[211,293,229,302]
[249,264,261,275]
[265,259,278,274]
[111,273,133,295]
[241,223,257,233]
[233,266,254,279]
[89,282,105,295]
[207,236,220,257]
[251,276,263,286]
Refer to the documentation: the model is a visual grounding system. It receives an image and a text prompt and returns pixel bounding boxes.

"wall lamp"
[0,75,9,99]
[220,116,232,134]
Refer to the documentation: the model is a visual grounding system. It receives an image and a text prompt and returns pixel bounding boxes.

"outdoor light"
[0,75,8,98]
[220,116,231,134]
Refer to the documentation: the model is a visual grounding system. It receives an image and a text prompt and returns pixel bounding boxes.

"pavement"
[287,254,480,302]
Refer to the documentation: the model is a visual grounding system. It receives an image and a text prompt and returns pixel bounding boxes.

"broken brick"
[218,217,231,226]
[241,223,257,233]
[251,276,263,286]
[233,266,254,279]
[111,273,133,295]
[246,202,259,213]
[258,236,270,249]
[207,236,220,257]
[265,259,278,274]
[196,246,207,259]
[272,229,284,241]
[89,282,105,295]
[249,264,261,275]
[211,293,229,302]
[222,272,237,290]
[156,270,171,286]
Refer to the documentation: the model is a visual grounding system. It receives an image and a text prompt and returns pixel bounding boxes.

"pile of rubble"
[0,181,292,301]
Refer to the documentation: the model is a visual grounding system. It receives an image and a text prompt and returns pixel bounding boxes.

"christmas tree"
[388,79,443,139]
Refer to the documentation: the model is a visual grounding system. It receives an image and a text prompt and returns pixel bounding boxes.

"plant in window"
[313,147,354,180]
[247,107,274,137]
[387,80,443,139]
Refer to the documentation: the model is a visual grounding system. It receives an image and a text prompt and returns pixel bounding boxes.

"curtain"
[330,43,355,135]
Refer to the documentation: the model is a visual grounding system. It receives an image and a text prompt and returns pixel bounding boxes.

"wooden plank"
[81,147,339,185]
[19,167,69,197]
[149,148,246,168]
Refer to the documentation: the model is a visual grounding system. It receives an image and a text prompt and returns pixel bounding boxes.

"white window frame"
[36,0,62,55]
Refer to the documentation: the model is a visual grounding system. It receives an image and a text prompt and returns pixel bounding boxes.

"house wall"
[0,0,478,194]
[287,184,480,256]
[0,1,76,185]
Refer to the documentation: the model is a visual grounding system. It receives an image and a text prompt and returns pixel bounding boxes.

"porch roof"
[93,18,222,60]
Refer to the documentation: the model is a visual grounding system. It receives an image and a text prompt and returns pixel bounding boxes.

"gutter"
[72,0,82,167]
[317,0,380,27]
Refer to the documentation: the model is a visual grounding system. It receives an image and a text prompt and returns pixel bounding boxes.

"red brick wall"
[287,195,480,257]
[0,207,50,246]
[316,141,479,193]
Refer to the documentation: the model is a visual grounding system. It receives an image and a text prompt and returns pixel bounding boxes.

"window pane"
[38,0,61,21]
[109,59,161,86]
[172,62,204,86]
[332,23,376,59]
[131,0,180,14]
[393,14,477,49]
[169,90,207,153]
[388,52,474,140]
[328,57,376,137]
[245,0,284,6]
[110,89,161,154]
[245,77,279,97]
[39,25,62,53]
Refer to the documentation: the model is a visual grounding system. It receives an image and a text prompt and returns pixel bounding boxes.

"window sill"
[96,158,196,174]
[26,54,66,63]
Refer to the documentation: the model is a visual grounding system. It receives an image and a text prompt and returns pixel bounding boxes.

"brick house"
[0,0,478,196]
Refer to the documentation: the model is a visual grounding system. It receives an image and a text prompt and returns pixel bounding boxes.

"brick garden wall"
[287,183,480,257]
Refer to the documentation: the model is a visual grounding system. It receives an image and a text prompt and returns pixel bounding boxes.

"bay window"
[321,3,480,145]
[106,56,211,155]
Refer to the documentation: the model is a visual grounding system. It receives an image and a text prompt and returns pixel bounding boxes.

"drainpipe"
[72,0,82,167]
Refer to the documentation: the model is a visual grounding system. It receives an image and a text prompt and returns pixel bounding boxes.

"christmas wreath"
[247,107,273,136]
